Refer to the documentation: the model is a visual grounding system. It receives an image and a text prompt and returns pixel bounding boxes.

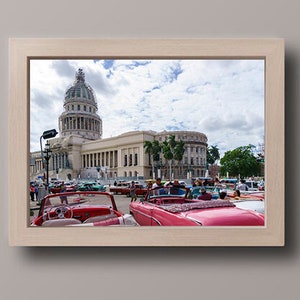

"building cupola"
[59,68,103,140]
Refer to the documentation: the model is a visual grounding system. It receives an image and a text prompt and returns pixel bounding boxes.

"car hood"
[157,201,264,226]
[180,206,264,226]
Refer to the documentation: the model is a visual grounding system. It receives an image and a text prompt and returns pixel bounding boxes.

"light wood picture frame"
[9,38,284,246]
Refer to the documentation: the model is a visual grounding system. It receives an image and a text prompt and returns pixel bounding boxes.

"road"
[112,193,143,214]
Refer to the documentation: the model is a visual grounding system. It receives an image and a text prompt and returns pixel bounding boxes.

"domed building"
[59,68,102,140]
[30,68,208,182]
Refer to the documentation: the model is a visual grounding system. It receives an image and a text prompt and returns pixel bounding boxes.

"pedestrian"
[152,177,162,189]
[197,188,212,200]
[30,184,35,201]
[129,181,137,202]
[170,179,184,195]
[237,179,248,191]
[218,189,228,200]
[60,181,68,204]
[233,189,241,199]
[152,177,163,195]
[34,184,38,201]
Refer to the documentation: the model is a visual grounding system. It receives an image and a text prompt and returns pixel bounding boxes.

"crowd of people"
[149,176,256,201]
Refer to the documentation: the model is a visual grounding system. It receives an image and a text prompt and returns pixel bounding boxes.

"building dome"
[64,68,97,106]
[59,68,103,140]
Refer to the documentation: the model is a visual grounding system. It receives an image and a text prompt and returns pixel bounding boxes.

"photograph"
[9,38,284,246]
[29,58,265,227]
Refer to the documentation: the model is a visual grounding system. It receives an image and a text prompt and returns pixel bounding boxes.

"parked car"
[245,180,259,191]
[230,199,265,214]
[129,186,264,226]
[31,191,138,227]
[109,181,130,194]
[120,183,148,197]
[77,182,106,192]
[65,182,77,192]
[49,181,63,193]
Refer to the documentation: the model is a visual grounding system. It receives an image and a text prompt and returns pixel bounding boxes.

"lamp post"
[43,141,52,188]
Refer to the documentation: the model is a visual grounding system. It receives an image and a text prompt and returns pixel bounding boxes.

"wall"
[0,1,298,299]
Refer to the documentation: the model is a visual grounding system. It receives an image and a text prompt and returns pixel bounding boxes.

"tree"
[144,141,155,179]
[207,145,220,178]
[173,140,185,177]
[220,145,261,178]
[162,140,173,179]
[144,140,161,179]
[162,134,185,179]
[207,145,220,165]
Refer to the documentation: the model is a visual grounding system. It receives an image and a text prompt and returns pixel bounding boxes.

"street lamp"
[43,141,52,188]
[39,128,58,169]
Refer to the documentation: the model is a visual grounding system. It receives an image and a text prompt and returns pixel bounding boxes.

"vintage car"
[129,186,264,226]
[119,183,148,197]
[226,189,265,200]
[77,181,106,192]
[49,181,77,193]
[231,199,265,214]
[31,191,138,227]
[109,181,131,194]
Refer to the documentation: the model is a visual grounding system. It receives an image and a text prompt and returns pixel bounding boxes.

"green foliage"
[174,140,185,162]
[144,135,185,178]
[220,145,261,177]
[207,145,220,165]
[162,140,173,160]
[152,140,161,162]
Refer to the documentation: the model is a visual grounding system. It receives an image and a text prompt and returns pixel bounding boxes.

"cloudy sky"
[30,59,264,156]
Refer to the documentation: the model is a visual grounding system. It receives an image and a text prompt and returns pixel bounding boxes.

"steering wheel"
[47,205,73,220]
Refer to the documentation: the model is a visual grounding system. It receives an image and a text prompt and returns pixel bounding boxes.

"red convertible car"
[129,186,264,226]
[31,191,138,227]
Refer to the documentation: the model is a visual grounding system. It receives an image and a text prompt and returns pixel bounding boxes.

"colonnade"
[50,152,69,171]
[61,116,101,133]
[82,150,118,169]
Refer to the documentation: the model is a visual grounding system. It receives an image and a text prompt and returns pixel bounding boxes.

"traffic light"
[42,129,58,139]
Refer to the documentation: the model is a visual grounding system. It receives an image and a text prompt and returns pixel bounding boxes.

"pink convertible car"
[129,186,264,226]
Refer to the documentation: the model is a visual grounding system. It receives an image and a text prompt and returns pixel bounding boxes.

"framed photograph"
[9,38,284,246]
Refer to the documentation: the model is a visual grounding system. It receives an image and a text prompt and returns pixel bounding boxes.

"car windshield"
[147,186,187,199]
[42,192,116,211]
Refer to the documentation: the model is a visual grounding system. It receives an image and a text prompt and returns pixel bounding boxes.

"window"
[78,105,80,111]
[84,105,86,111]
[124,155,127,166]
[134,153,138,166]
[129,154,132,166]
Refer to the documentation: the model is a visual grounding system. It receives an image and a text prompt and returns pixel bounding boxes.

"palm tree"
[174,140,185,177]
[161,140,171,179]
[207,145,220,165]
[144,141,155,179]
[162,134,184,179]
[206,145,220,177]
[144,140,162,179]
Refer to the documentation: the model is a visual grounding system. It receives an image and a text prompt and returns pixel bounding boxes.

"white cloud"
[30,59,264,156]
